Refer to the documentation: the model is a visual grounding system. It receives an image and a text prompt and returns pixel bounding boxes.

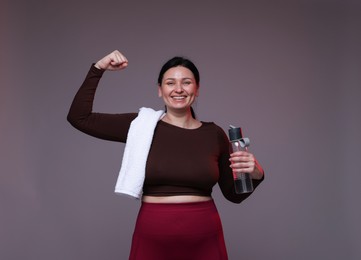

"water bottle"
[228,125,254,194]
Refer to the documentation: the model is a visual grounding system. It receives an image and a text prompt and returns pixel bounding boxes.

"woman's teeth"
[173,96,185,100]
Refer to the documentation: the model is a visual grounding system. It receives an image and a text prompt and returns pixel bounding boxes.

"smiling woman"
[158,66,200,128]
[67,50,264,259]
[157,56,200,124]
[159,66,199,110]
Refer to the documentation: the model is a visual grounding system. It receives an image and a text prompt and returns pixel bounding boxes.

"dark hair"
[157,56,200,85]
[158,57,199,119]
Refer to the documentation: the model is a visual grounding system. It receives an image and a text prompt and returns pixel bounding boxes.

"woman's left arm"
[216,126,264,204]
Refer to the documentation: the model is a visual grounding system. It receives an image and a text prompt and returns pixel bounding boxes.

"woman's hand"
[94,50,128,71]
[229,151,264,180]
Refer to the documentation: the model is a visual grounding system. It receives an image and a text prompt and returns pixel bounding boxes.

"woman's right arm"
[67,51,136,142]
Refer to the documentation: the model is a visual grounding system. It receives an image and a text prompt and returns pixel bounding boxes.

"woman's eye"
[183,81,191,85]
[166,82,174,86]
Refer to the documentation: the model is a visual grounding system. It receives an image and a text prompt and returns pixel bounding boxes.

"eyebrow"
[164,77,193,81]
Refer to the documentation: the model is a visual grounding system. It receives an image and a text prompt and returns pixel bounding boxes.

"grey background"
[1,0,360,259]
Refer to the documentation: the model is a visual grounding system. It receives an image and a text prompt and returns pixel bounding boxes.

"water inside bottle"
[234,173,253,193]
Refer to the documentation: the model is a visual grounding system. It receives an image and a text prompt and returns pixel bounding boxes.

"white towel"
[114,107,165,199]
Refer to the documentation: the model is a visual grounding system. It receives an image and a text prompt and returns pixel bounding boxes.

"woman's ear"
[158,85,162,98]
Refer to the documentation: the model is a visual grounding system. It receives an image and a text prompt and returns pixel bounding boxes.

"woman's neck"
[162,111,201,129]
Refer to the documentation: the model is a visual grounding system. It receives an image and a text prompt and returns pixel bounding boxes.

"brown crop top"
[67,65,263,203]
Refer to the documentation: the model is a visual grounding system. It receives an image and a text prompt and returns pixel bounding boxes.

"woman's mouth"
[172,96,186,100]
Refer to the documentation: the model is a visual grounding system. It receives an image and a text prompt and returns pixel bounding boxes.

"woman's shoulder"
[200,121,228,137]
[201,121,225,131]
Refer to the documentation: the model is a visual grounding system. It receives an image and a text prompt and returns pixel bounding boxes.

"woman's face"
[158,66,199,113]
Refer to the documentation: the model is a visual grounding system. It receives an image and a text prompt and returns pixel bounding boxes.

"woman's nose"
[175,83,183,92]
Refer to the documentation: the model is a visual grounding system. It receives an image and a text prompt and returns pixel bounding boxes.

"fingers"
[95,50,128,70]
[229,151,256,173]
[230,162,256,173]
[109,50,128,68]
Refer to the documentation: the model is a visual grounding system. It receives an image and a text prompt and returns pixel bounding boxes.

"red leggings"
[129,200,228,260]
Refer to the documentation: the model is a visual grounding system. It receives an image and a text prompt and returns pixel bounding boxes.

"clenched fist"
[94,50,128,71]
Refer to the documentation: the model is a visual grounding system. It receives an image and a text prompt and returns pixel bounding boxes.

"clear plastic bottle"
[228,125,254,194]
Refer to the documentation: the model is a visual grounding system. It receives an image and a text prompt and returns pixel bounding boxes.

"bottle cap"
[228,125,243,141]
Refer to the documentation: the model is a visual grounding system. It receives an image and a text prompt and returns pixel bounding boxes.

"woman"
[67,50,264,260]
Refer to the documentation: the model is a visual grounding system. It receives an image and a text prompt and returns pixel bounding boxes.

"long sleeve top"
[67,65,263,203]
